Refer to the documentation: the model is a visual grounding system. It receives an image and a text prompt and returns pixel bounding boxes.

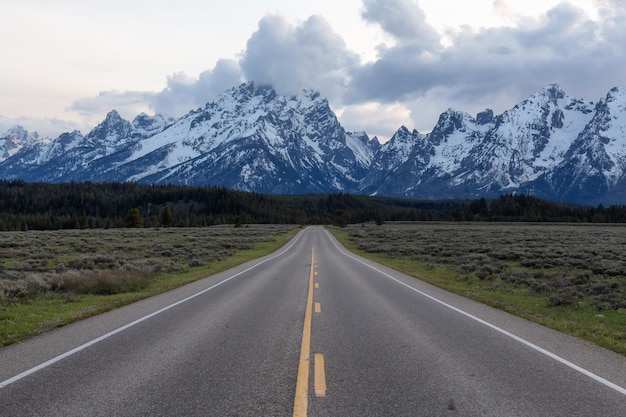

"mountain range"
[1,81,625,205]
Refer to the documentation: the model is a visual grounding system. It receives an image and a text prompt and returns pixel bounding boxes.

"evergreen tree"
[124,208,144,228]
[333,210,347,227]
[159,206,174,227]
[234,215,243,228]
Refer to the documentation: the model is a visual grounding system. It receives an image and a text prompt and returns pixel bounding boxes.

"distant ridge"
[2,82,626,205]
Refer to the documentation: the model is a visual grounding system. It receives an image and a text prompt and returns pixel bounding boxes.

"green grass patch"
[329,223,626,356]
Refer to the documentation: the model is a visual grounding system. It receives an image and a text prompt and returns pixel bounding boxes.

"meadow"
[4,222,626,356]
[0,225,299,345]
[330,222,626,355]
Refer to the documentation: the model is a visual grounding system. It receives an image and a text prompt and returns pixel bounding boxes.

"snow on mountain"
[28,130,84,166]
[359,126,427,196]
[132,113,174,138]
[0,126,49,163]
[530,86,626,203]
[1,82,626,205]
[361,84,613,203]
[0,110,172,182]
[591,87,626,180]
[103,82,380,193]
[447,85,595,190]
[0,82,379,194]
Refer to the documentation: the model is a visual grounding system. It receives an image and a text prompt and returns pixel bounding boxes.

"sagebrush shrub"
[346,222,626,311]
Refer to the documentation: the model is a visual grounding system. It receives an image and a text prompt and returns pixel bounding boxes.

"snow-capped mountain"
[0,111,174,182]
[361,84,604,202]
[0,126,48,163]
[1,82,626,205]
[527,87,626,204]
[127,82,381,193]
[0,82,380,194]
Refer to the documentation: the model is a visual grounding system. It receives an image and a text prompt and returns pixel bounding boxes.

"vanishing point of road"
[1,227,625,416]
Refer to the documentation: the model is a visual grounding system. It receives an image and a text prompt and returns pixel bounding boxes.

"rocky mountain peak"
[2,83,626,205]
[131,113,173,138]
[86,110,132,143]
[606,86,626,102]
[1,125,41,143]
[432,109,466,134]
[476,109,494,125]
[539,83,566,103]
[0,125,44,161]
[2,125,27,138]
[107,109,123,120]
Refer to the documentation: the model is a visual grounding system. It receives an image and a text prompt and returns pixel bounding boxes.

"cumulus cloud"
[348,0,626,127]
[361,0,440,50]
[240,14,359,102]
[62,1,626,141]
[69,59,243,122]
[151,59,243,117]
[492,0,515,16]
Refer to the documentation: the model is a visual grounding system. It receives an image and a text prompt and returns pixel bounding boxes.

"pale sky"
[0,0,621,142]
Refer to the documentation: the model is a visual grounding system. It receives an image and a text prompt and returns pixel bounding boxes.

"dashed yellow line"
[293,246,315,417]
[314,302,321,313]
[314,354,327,397]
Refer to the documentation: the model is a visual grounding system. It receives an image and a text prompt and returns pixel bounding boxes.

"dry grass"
[0,225,299,345]
[331,222,626,355]
[343,222,626,309]
[0,225,295,304]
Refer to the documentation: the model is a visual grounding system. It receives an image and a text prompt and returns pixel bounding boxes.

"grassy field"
[0,225,300,346]
[5,222,626,356]
[329,222,626,356]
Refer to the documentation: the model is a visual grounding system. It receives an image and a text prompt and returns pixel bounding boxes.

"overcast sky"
[1,0,624,142]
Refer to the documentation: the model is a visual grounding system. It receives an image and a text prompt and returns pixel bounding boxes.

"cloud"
[0,115,83,139]
[240,14,359,102]
[337,102,412,141]
[151,59,243,117]
[62,1,626,142]
[69,13,358,124]
[492,0,515,16]
[70,90,154,118]
[348,0,626,123]
[361,0,440,50]
[63,14,361,136]
[68,59,243,122]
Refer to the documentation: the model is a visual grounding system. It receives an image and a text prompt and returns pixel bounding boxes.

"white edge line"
[324,229,626,397]
[0,229,305,390]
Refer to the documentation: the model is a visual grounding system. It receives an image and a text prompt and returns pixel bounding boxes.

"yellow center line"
[314,354,327,397]
[315,283,319,289]
[293,245,315,417]
[314,302,321,313]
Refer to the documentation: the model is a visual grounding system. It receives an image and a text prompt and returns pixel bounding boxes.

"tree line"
[0,180,625,230]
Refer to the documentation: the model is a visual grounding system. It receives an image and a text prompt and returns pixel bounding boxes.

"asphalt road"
[1,226,626,416]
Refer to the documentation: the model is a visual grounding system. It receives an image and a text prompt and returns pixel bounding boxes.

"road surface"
[1,226,625,416]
